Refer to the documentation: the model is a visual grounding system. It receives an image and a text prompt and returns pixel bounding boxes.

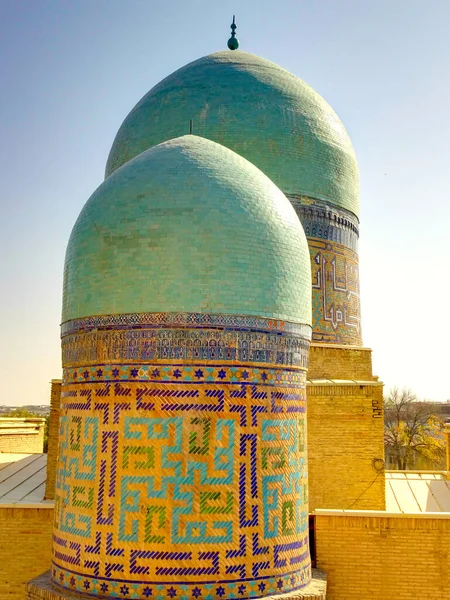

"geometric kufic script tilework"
[52,314,312,599]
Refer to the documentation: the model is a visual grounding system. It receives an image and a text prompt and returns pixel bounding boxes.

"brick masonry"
[45,380,62,500]
[0,420,45,453]
[0,506,53,599]
[315,512,450,599]
[306,344,385,511]
[307,382,385,511]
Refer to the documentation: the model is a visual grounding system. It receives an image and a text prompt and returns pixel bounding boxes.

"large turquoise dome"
[63,135,311,325]
[106,51,359,216]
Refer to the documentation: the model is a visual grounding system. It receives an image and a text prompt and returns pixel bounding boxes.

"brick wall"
[0,506,53,599]
[45,380,61,500]
[315,511,450,600]
[0,423,45,454]
[308,343,376,381]
[307,381,385,510]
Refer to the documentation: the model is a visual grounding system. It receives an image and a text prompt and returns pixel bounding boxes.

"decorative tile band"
[61,313,312,339]
[53,316,312,598]
[52,562,311,600]
[62,364,305,386]
[289,196,359,252]
[61,327,310,369]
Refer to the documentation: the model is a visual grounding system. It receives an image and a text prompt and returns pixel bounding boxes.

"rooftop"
[0,453,50,507]
[385,470,450,513]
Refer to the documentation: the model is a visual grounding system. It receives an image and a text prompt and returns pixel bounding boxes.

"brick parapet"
[315,511,450,599]
[0,418,45,453]
[308,343,375,381]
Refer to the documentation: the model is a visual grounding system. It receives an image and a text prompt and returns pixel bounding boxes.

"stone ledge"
[27,570,327,600]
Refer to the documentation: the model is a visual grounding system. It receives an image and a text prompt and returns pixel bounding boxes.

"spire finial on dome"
[227,15,239,50]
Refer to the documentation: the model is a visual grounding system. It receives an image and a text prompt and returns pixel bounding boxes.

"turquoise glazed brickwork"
[63,136,311,326]
[105,51,359,217]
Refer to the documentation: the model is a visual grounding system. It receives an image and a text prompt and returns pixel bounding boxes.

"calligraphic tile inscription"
[52,314,312,600]
[291,197,362,345]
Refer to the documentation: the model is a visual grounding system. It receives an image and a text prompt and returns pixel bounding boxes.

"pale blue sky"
[1,0,449,404]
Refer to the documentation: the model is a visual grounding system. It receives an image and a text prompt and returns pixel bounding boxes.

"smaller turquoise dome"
[63,135,311,325]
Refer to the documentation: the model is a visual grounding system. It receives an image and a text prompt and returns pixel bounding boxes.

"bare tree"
[384,387,446,470]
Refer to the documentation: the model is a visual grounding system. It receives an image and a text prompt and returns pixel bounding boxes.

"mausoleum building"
[4,20,446,600]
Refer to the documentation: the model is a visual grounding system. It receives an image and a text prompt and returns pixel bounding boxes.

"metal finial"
[227,15,239,50]
[189,120,193,135]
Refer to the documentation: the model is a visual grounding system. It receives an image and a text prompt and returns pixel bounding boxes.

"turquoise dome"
[63,135,311,325]
[106,51,359,217]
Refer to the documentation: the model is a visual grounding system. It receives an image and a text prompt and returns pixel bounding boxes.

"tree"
[384,387,446,470]
[3,408,37,418]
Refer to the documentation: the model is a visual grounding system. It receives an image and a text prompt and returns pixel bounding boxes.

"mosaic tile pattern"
[52,317,312,599]
[61,321,310,370]
[290,197,359,252]
[61,314,310,338]
[63,136,311,326]
[105,51,359,216]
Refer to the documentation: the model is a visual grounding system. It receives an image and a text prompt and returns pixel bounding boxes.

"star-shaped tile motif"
[72,371,77,379]
[84,580,91,590]
[70,577,76,587]
[290,576,296,587]
[277,580,283,590]
[167,587,177,598]
[83,370,89,379]
[100,582,109,593]
[192,588,202,598]
[195,369,204,379]
[96,369,103,377]
[215,587,225,597]
[261,372,268,381]
[217,369,227,379]
[59,573,64,582]
[258,583,266,593]
[112,368,120,377]
[238,584,246,595]
[241,370,249,380]
[120,585,130,596]
[173,368,182,378]
[130,368,139,377]
[151,368,160,378]
[143,587,153,598]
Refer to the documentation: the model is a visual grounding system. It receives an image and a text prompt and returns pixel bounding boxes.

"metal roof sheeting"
[0,453,50,506]
[385,471,450,513]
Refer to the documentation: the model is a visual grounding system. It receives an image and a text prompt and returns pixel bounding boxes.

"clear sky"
[1,0,449,405]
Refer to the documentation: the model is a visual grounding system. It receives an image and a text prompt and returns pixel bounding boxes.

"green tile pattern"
[106,51,359,216]
[63,136,311,325]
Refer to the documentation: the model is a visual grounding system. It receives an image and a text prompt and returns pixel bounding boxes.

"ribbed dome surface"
[106,51,359,216]
[63,135,311,324]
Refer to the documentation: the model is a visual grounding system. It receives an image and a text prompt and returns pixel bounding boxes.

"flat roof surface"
[0,453,50,505]
[386,471,450,513]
